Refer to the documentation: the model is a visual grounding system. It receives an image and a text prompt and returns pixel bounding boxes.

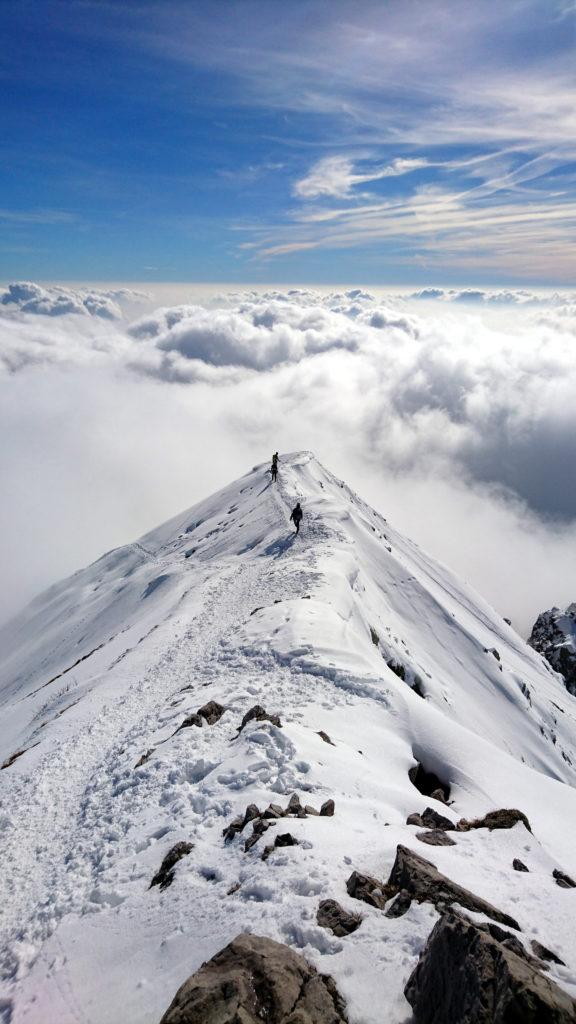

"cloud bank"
[1,282,576,635]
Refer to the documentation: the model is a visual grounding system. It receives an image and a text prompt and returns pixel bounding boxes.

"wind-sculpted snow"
[1,453,576,1023]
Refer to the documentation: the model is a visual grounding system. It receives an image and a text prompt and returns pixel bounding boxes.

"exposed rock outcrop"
[409,763,451,802]
[457,808,531,833]
[158,932,348,1023]
[150,842,194,891]
[176,701,225,731]
[528,604,576,695]
[404,913,576,1023]
[386,845,520,929]
[553,868,576,889]
[238,704,282,732]
[346,870,394,910]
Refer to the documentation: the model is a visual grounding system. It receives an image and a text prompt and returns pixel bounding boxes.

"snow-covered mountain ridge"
[1,452,576,1022]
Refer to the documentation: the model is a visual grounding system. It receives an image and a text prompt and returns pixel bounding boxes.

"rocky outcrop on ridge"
[158,932,348,1023]
[528,604,576,696]
[405,913,576,1024]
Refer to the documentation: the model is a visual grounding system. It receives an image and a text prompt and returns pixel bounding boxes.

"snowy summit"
[1,452,576,1022]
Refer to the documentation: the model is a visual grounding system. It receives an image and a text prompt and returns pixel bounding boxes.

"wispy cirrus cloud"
[293,156,429,199]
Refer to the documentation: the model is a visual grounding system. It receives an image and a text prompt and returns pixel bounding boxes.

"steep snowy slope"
[1,452,576,1023]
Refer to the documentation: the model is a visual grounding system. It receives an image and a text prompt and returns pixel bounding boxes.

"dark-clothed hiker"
[271,452,279,482]
[290,502,303,534]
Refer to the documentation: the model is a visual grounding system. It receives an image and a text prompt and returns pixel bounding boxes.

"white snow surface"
[1,451,576,1023]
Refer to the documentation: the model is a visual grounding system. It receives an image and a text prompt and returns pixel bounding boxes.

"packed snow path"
[1,452,576,1023]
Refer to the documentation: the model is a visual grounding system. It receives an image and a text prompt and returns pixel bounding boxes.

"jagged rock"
[457,808,531,833]
[387,845,520,930]
[150,842,193,891]
[196,700,225,725]
[263,803,285,819]
[484,646,501,661]
[239,704,282,731]
[385,890,412,918]
[177,712,204,730]
[421,807,456,831]
[134,748,154,768]
[475,921,537,965]
[223,803,261,842]
[346,870,394,911]
[553,868,576,889]
[320,799,335,817]
[404,913,576,1024]
[244,818,272,852]
[261,833,298,861]
[513,858,529,872]
[417,829,457,847]
[409,763,451,801]
[532,940,566,967]
[274,832,298,848]
[158,932,348,1023]
[305,804,320,815]
[287,793,301,812]
[317,899,362,937]
[528,604,576,696]
[318,730,335,745]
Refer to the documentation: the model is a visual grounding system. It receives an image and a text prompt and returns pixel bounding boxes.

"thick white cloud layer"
[1,282,576,633]
[1,281,148,320]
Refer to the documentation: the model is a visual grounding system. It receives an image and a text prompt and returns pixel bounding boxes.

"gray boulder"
[405,913,576,1023]
[159,932,348,1023]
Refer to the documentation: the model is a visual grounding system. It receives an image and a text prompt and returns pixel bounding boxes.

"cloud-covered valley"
[1,282,576,633]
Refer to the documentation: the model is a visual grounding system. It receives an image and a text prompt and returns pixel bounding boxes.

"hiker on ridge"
[290,501,303,534]
[271,452,279,482]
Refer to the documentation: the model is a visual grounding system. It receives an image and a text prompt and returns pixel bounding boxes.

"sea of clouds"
[1,280,576,634]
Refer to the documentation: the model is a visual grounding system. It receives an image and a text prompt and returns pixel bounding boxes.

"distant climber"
[290,502,303,534]
[271,452,279,482]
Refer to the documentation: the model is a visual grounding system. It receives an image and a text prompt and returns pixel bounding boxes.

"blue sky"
[1,0,575,284]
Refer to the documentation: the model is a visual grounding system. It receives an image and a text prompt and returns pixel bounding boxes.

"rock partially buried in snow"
[531,940,566,967]
[416,829,457,847]
[158,932,348,1023]
[150,842,194,891]
[238,704,282,732]
[404,913,576,1024]
[553,868,576,889]
[317,899,362,937]
[261,832,298,861]
[513,858,529,872]
[346,870,395,910]
[386,845,521,930]
[320,799,335,816]
[176,701,225,732]
[457,808,531,833]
